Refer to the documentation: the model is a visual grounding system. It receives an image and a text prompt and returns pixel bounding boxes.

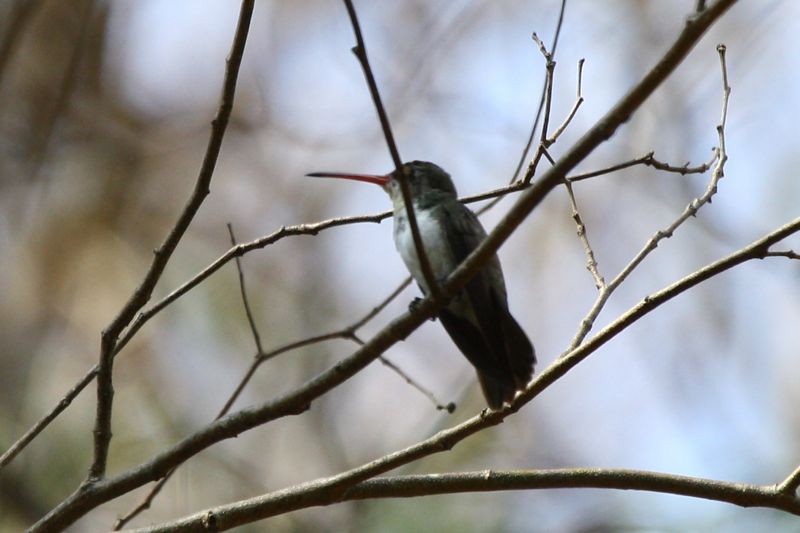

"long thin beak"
[306,171,391,186]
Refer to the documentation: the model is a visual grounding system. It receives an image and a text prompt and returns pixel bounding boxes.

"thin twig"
[227,224,265,354]
[563,178,605,289]
[548,58,585,144]
[532,32,556,147]
[220,278,417,417]
[378,356,456,413]
[524,55,586,186]
[112,221,268,530]
[566,43,731,351]
[764,250,800,260]
[568,149,719,182]
[350,277,412,330]
[113,276,416,529]
[523,33,557,184]
[0,369,97,468]
[342,0,441,303]
[479,0,568,216]
[514,51,596,288]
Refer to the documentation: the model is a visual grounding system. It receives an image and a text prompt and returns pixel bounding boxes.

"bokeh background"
[1,1,799,531]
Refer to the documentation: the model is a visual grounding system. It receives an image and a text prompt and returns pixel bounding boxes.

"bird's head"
[307,160,457,209]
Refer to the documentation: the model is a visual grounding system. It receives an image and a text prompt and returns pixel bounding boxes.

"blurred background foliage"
[0,1,798,531]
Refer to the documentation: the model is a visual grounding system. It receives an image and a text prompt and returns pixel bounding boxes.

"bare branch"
[113,277,419,529]
[0,369,96,468]
[523,32,557,183]
[286,217,800,524]
[548,58,585,145]
[481,0,568,216]
[764,250,800,260]
[128,468,800,531]
[119,217,800,531]
[378,356,455,413]
[227,224,265,355]
[345,470,800,513]
[563,179,605,289]
[1,214,404,470]
[113,222,267,529]
[342,0,441,302]
[567,41,731,350]
[568,149,719,182]
[350,277,412,330]
[87,0,256,481]
[531,32,556,144]
[778,464,800,496]
[0,118,724,474]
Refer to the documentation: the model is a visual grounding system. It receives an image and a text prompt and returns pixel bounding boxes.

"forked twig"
[479,0,568,216]
[548,58,585,145]
[88,0,256,481]
[114,261,439,528]
[566,43,731,351]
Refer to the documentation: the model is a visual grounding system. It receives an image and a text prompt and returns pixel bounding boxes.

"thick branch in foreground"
[28,2,737,530]
[1,142,722,474]
[116,215,800,532]
[127,469,800,531]
[345,470,800,514]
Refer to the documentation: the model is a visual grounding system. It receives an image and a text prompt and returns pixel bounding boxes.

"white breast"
[393,207,453,293]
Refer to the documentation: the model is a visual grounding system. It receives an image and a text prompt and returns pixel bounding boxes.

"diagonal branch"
[227,223,265,355]
[778,464,800,496]
[120,217,800,532]
[567,41,731,350]
[509,0,569,184]
[477,0,568,215]
[563,178,605,289]
[87,0,255,481]
[0,117,726,473]
[548,58,585,145]
[27,3,740,528]
[342,0,441,302]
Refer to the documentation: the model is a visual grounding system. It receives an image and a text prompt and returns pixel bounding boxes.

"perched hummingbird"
[307,161,535,409]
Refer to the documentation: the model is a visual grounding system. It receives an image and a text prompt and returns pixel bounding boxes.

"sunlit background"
[1,1,799,531]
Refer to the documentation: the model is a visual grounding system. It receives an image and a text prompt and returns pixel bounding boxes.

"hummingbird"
[307,161,535,409]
